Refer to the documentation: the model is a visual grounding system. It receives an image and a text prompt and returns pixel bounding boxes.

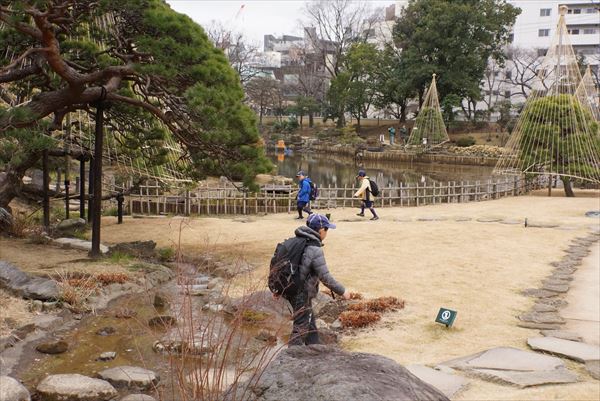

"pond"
[270,152,496,188]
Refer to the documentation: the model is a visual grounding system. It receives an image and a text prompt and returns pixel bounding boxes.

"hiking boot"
[370,216,379,221]
[295,216,304,220]
[356,213,364,217]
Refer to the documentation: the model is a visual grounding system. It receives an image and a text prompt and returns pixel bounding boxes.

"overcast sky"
[165,0,395,49]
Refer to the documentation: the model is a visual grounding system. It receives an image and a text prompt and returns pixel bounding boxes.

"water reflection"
[270,152,495,187]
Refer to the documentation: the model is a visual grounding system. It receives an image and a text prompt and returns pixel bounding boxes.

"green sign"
[435,308,457,327]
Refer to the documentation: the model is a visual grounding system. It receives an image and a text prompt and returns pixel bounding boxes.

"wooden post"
[400,182,403,207]
[243,191,247,215]
[87,157,93,222]
[90,97,106,258]
[343,184,347,208]
[117,193,124,224]
[185,190,190,216]
[416,183,419,206]
[42,150,50,228]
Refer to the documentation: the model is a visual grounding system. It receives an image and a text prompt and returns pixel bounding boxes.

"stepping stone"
[441,347,565,371]
[549,273,573,282]
[521,288,558,299]
[98,366,159,390]
[53,238,109,254]
[476,217,502,223]
[585,210,600,218]
[517,322,563,330]
[500,219,522,225]
[531,303,557,313]
[406,365,469,398]
[519,312,565,325]
[37,374,117,401]
[527,337,600,363]
[394,218,413,222]
[453,217,472,222]
[439,347,577,387]
[0,376,30,401]
[586,360,599,380]
[527,222,559,228]
[542,279,571,287]
[536,298,568,309]
[542,283,569,293]
[540,330,583,342]
[417,216,447,221]
[470,368,577,388]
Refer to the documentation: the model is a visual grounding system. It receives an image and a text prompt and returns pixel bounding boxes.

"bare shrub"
[347,296,404,313]
[339,311,381,328]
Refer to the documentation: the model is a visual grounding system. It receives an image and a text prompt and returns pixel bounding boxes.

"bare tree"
[481,59,504,113]
[206,21,260,86]
[504,47,545,100]
[245,77,281,125]
[302,0,378,78]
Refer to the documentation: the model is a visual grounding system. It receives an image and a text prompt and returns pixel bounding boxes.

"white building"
[479,0,599,119]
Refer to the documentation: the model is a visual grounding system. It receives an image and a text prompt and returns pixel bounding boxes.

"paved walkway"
[562,244,600,345]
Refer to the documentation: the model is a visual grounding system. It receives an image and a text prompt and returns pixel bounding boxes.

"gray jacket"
[295,226,346,299]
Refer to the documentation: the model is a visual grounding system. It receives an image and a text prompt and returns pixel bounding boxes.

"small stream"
[19,266,288,400]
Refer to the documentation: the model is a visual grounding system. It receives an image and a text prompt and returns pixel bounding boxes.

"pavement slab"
[540,330,583,342]
[406,365,469,398]
[441,347,565,372]
[470,368,578,388]
[527,337,600,363]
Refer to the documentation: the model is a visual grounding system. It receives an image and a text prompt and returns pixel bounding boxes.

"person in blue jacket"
[295,170,313,219]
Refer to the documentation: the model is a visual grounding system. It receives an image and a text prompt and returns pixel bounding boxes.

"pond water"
[270,152,496,188]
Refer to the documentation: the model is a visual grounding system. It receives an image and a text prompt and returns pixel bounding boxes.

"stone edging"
[518,232,600,331]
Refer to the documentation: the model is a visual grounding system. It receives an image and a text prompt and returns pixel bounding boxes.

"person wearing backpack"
[294,170,313,220]
[353,170,379,220]
[270,214,351,346]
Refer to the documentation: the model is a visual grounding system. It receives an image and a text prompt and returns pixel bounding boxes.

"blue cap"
[307,214,336,231]
[357,170,366,177]
[296,170,306,177]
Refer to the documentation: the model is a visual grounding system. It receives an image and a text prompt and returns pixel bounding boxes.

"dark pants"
[297,201,312,218]
[360,200,378,217]
[287,291,319,346]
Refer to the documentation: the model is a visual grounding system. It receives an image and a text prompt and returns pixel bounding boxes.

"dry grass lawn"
[1,194,598,400]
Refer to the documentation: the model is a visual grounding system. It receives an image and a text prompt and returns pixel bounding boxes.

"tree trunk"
[336,113,345,128]
[0,152,41,227]
[300,114,303,128]
[561,177,575,197]
[308,112,314,128]
[400,103,407,122]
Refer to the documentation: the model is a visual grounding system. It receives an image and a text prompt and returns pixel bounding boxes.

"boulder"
[0,261,59,301]
[120,395,157,401]
[36,374,117,401]
[108,241,157,259]
[56,218,86,233]
[97,366,159,390]
[0,376,31,401]
[35,340,68,354]
[225,345,449,401]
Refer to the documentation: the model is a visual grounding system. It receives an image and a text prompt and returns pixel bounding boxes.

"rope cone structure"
[406,73,449,151]
[494,6,600,185]
[575,65,600,121]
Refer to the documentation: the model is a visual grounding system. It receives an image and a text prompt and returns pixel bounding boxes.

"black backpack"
[268,237,310,299]
[368,179,380,197]
[309,181,318,201]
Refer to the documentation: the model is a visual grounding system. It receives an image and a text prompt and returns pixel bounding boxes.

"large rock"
[36,374,117,401]
[97,366,159,390]
[225,345,449,401]
[527,337,600,363]
[0,376,30,401]
[120,395,157,401]
[56,218,86,233]
[108,241,156,259]
[36,340,68,354]
[0,261,59,301]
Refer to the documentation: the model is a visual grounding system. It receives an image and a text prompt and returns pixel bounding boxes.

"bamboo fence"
[127,176,539,216]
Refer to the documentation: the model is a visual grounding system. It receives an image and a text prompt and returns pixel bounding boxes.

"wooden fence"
[127,176,538,216]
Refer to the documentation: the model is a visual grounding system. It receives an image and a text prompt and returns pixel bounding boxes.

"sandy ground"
[1,194,598,399]
[95,194,600,401]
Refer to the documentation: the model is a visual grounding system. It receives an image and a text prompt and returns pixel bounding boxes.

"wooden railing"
[126,176,537,216]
